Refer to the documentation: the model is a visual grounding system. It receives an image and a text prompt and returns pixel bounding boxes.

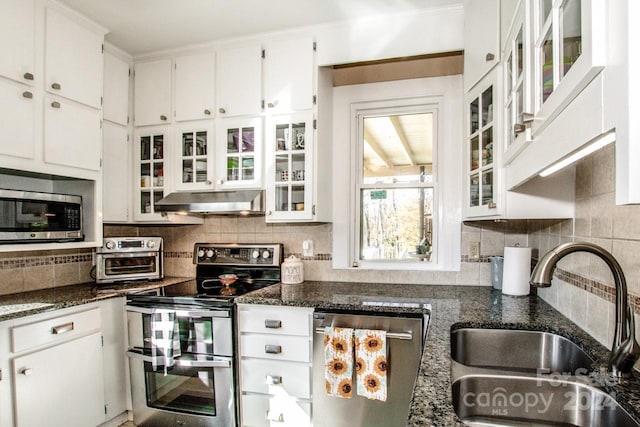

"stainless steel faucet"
[530,241,640,377]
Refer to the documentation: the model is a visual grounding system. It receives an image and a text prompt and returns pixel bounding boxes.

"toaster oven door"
[96,252,162,283]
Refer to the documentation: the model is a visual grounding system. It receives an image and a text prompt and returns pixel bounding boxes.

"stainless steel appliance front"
[126,301,235,427]
[312,311,426,427]
[95,237,163,284]
[0,188,83,243]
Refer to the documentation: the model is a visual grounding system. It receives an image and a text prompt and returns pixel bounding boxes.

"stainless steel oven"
[95,237,163,284]
[127,297,235,427]
[125,243,284,427]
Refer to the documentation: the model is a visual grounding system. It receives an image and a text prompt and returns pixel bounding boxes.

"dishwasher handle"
[314,327,413,341]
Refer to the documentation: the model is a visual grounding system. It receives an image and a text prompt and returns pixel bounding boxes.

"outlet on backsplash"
[468,241,480,259]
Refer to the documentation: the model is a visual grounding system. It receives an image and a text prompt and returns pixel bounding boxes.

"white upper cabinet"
[216,43,262,117]
[103,123,130,222]
[174,122,215,191]
[45,7,103,109]
[216,117,262,190]
[264,36,315,113]
[103,52,130,126]
[463,0,500,92]
[0,0,34,85]
[44,96,101,171]
[134,59,172,126]
[0,79,34,160]
[174,52,216,121]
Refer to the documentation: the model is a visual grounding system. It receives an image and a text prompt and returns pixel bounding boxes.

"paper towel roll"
[502,246,532,296]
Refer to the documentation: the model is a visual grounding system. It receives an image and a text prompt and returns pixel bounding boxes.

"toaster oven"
[95,237,163,284]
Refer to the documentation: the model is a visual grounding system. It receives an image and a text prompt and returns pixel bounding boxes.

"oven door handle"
[125,305,230,318]
[126,349,231,368]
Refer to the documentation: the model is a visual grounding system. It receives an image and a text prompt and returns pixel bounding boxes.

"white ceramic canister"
[281,255,304,284]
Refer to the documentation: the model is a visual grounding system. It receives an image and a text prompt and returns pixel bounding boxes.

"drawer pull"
[21,368,33,376]
[264,319,282,329]
[52,322,74,335]
[267,411,284,423]
[265,345,282,354]
[266,375,282,385]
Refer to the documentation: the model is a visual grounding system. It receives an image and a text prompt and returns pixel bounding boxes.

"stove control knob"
[206,249,215,258]
[104,240,115,250]
[252,250,260,259]
[262,250,271,259]
[197,249,205,258]
[147,240,156,249]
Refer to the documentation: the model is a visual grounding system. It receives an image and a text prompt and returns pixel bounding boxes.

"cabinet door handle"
[266,375,282,385]
[160,115,167,121]
[51,82,61,90]
[485,53,495,61]
[513,123,526,134]
[264,319,282,329]
[267,411,284,423]
[267,210,272,216]
[488,202,497,209]
[267,100,278,108]
[265,345,282,354]
[23,72,34,81]
[51,321,74,334]
[22,91,33,99]
[204,109,211,115]
[21,368,33,376]
[51,101,61,109]
[218,107,226,114]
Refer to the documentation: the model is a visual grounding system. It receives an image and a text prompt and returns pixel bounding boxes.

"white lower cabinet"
[0,300,127,427]
[13,332,104,427]
[237,304,313,427]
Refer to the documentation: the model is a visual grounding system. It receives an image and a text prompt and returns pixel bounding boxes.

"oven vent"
[155,190,265,215]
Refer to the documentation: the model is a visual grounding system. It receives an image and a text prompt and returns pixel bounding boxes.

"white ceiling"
[58,0,461,55]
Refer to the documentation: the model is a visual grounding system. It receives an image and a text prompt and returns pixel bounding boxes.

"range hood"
[155,190,265,215]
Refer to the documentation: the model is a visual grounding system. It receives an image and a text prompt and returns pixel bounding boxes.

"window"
[332,76,462,271]
[358,111,434,262]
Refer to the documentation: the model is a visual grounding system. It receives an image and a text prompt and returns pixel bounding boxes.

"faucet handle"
[610,306,640,377]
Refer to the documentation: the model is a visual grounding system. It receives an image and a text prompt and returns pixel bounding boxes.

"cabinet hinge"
[100,158,103,168]
[129,68,131,77]
[101,336,104,347]
[312,95,317,105]
[101,44,104,53]
[313,119,317,130]
[104,404,108,415]
[175,63,177,69]
[100,119,103,129]
[0,368,3,381]
[127,133,130,142]
[312,205,316,215]
[127,116,130,124]
[100,96,103,106]
[261,99,265,110]
[261,49,265,59]
[313,41,317,51]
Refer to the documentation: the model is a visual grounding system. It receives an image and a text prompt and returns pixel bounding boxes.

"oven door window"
[144,361,217,416]
[104,254,157,276]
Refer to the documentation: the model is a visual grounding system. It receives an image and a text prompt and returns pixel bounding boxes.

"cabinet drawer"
[240,334,311,362]
[241,394,311,427]
[241,359,311,398]
[12,307,101,353]
[238,305,312,336]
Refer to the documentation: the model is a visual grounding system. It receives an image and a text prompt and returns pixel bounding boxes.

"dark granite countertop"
[0,276,195,322]
[237,281,640,426]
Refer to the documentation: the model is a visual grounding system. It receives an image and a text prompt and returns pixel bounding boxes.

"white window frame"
[332,76,462,271]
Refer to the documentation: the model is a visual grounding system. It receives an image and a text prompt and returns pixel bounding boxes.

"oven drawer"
[240,334,311,362]
[237,304,312,336]
[241,359,311,398]
[12,307,101,353]
[241,394,311,427]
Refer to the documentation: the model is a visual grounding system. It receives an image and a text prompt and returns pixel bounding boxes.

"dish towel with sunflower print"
[324,326,354,398]
[355,329,388,401]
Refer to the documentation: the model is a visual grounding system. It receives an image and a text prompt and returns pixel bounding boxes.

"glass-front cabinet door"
[134,127,169,220]
[174,123,214,191]
[216,117,262,189]
[266,113,313,222]
[465,78,497,218]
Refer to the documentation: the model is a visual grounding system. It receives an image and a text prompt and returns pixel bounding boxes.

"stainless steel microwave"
[0,189,83,244]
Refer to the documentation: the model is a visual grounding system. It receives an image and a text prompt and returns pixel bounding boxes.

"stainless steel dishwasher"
[312,310,428,427]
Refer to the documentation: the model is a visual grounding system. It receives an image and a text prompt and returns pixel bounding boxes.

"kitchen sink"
[452,374,640,427]
[451,328,594,375]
